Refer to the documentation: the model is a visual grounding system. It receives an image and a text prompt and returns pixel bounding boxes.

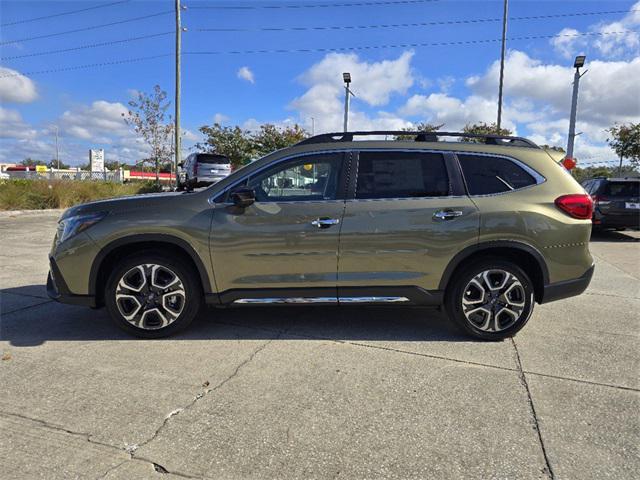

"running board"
[232,296,410,305]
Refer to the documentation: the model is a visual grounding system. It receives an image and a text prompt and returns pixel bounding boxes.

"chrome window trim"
[453,150,547,198]
[208,149,355,205]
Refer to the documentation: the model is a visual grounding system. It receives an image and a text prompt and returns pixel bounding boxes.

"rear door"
[337,150,480,302]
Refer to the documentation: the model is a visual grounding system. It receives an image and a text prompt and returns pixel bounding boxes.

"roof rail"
[296,131,540,149]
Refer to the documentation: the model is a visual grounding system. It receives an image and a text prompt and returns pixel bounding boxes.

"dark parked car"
[582,177,640,231]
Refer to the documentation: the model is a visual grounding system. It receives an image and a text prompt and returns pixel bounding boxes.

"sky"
[1,0,639,168]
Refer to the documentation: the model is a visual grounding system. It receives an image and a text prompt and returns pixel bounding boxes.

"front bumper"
[47,257,96,307]
[539,264,594,304]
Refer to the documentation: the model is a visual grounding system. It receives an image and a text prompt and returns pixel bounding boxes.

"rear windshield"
[604,181,640,197]
[197,154,230,164]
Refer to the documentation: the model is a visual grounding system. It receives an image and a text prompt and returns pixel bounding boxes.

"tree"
[607,123,640,170]
[252,124,308,158]
[21,158,47,167]
[462,122,512,142]
[394,122,443,141]
[539,145,566,153]
[47,159,70,170]
[195,122,309,169]
[196,124,255,168]
[122,85,174,184]
[572,165,639,183]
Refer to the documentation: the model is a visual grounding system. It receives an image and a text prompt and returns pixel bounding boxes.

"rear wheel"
[445,259,534,340]
[105,252,202,338]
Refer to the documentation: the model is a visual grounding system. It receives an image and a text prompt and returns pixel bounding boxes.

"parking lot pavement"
[0,211,638,479]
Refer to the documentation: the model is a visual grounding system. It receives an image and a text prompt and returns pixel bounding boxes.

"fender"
[438,240,550,291]
[89,234,213,297]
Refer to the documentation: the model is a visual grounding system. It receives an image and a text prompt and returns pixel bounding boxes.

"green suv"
[47,131,595,340]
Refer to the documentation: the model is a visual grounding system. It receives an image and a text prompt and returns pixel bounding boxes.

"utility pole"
[54,126,60,169]
[174,0,183,190]
[566,55,586,159]
[342,72,352,132]
[496,0,508,131]
[311,117,315,136]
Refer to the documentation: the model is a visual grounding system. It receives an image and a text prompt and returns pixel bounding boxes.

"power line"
[185,29,638,55]
[190,0,438,10]
[0,54,172,78]
[1,29,635,78]
[1,32,174,61]
[0,10,173,45]
[1,0,130,27]
[197,9,639,32]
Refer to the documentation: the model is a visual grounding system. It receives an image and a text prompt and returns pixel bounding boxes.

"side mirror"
[230,187,255,208]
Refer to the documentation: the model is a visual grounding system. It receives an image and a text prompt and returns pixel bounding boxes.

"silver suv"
[178,153,231,189]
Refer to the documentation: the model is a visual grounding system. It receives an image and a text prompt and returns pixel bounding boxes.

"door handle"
[433,210,463,221]
[311,218,340,229]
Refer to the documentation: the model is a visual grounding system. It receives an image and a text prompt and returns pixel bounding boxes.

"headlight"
[56,212,107,245]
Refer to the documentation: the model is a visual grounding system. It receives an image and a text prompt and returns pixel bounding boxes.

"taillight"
[555,194,593,219]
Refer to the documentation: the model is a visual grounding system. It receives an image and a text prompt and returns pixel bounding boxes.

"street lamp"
[343,72,352,132]
[566,55,587,163]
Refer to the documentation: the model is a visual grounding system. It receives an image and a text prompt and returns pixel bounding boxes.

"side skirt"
[208,286,443,306]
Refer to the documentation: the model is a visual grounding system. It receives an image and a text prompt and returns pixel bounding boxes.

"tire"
[445,258,535,341]
[105,251,202,338]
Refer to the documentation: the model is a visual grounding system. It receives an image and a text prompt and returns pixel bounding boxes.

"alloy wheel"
[115,264,186,330]
[461,269,526,332]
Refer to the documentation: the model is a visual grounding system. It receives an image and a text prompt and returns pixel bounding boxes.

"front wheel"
[445,259,535,340]
[105,252,202,338]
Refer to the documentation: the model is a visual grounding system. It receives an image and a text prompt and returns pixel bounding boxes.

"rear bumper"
[593,212,640,229]
[47,257,95,307]
[539,264,594,304]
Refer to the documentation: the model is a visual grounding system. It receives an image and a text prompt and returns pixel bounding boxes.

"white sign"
[90,149,105,172]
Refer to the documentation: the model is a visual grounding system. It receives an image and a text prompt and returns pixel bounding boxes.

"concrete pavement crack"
[510,338,555,480]
[0,411,204,479]
[1,299,53,316]
[132,329,284,454]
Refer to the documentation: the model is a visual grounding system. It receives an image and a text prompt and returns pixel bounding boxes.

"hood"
[60,191,192,220]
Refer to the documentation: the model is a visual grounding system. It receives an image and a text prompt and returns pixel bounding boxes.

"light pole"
[566,55,586,160]
[496,0,508,131]
[54,125,59,169]
[342,72,353,132]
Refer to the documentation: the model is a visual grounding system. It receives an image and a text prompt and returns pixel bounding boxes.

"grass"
[0,179,163,210]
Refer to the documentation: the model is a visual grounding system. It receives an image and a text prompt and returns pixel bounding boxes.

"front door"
[337,150,479,303]
[210,152,348,302]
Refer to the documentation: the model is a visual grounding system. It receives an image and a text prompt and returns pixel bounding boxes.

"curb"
[0,209,64,217]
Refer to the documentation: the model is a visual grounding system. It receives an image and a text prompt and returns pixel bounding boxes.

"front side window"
[245,153,342,202]
[355,151,449,199]
[458,154,537,195]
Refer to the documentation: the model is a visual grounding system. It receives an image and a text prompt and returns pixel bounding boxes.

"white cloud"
[551,2,640,58]
[237,66,255,84]
[0,67,37,103]
[290,51,414,133]
[550,28,585,59]
[60,100,130,140]
[0,107,37,140]
[213,112,229,124]
[465,51,640,130]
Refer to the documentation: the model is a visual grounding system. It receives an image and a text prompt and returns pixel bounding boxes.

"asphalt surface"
[1,210,638,480]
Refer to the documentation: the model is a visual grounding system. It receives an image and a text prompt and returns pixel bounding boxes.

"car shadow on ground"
[590,229,640,242]
[1,285,468,347]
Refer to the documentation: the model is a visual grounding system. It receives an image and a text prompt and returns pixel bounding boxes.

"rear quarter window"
[458,154,537,195]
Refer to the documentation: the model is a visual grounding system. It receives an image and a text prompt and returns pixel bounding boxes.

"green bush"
[0,179,163,210]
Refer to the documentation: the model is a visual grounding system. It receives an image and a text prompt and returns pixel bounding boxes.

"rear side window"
[604,181,640,197]
[356,151,449,199]
[458,154,537,195]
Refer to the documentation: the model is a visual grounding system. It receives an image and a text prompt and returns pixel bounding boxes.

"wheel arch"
[439,241,549,303]
[90,234,212,307]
